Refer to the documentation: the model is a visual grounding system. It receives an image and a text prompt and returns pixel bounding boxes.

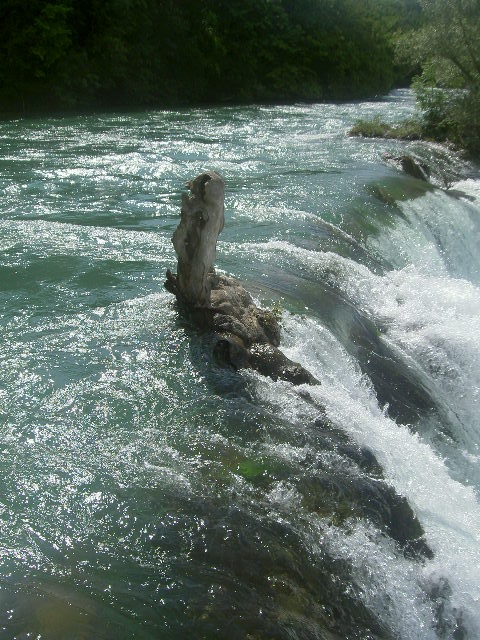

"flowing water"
[1,90,480,639]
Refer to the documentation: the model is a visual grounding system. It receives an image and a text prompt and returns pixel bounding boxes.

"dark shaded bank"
[0,0,420,117]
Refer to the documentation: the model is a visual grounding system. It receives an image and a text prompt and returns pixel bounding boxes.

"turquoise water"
[1,90,480,638]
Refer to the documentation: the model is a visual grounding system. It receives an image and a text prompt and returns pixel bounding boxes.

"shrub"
[349,115,423,140]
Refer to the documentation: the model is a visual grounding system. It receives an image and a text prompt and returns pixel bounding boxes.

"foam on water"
[2,91,479,638]
[317,520,441,639]
[241,178,480,635]
[369,189,480,282]
[244,230,480,464]
[272,312,480,637]
[453,178,480,203]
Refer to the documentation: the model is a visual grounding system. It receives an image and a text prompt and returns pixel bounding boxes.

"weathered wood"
[168,171,225,306]
[165,172,318,386]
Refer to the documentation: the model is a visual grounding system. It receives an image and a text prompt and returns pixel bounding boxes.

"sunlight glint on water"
[1,90,480,639]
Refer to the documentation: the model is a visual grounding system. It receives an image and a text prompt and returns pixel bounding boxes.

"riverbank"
[349,115,424,141]
[0,1,418,119]
[349,106,480,162]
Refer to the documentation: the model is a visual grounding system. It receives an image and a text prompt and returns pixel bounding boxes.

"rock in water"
[399,154,430,182]
[165,172,317,386]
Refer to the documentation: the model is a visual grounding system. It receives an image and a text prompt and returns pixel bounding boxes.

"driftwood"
[165,171,317,385]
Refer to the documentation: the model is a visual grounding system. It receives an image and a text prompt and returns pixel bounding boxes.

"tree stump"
[165,171,317,386]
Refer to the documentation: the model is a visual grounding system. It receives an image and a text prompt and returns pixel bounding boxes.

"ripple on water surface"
[1,92,480,638]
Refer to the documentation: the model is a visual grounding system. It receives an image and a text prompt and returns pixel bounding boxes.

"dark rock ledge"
[165,171,317,385]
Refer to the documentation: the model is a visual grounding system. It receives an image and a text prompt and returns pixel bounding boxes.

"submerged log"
[165,171,317,385]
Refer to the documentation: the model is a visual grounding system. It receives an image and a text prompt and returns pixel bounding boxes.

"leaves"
[0,0,413,114]
[398,0,480,156]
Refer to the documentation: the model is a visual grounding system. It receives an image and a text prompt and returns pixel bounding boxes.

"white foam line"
[280,313,480,636]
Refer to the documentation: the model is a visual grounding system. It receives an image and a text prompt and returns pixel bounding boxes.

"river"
[1,89,480,639]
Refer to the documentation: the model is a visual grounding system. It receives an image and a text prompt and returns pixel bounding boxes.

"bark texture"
[165,172,317,386]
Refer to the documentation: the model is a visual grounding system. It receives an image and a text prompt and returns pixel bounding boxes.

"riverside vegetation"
[0,0,420,114]
[350,0,480,159]
[2,1,477,158]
